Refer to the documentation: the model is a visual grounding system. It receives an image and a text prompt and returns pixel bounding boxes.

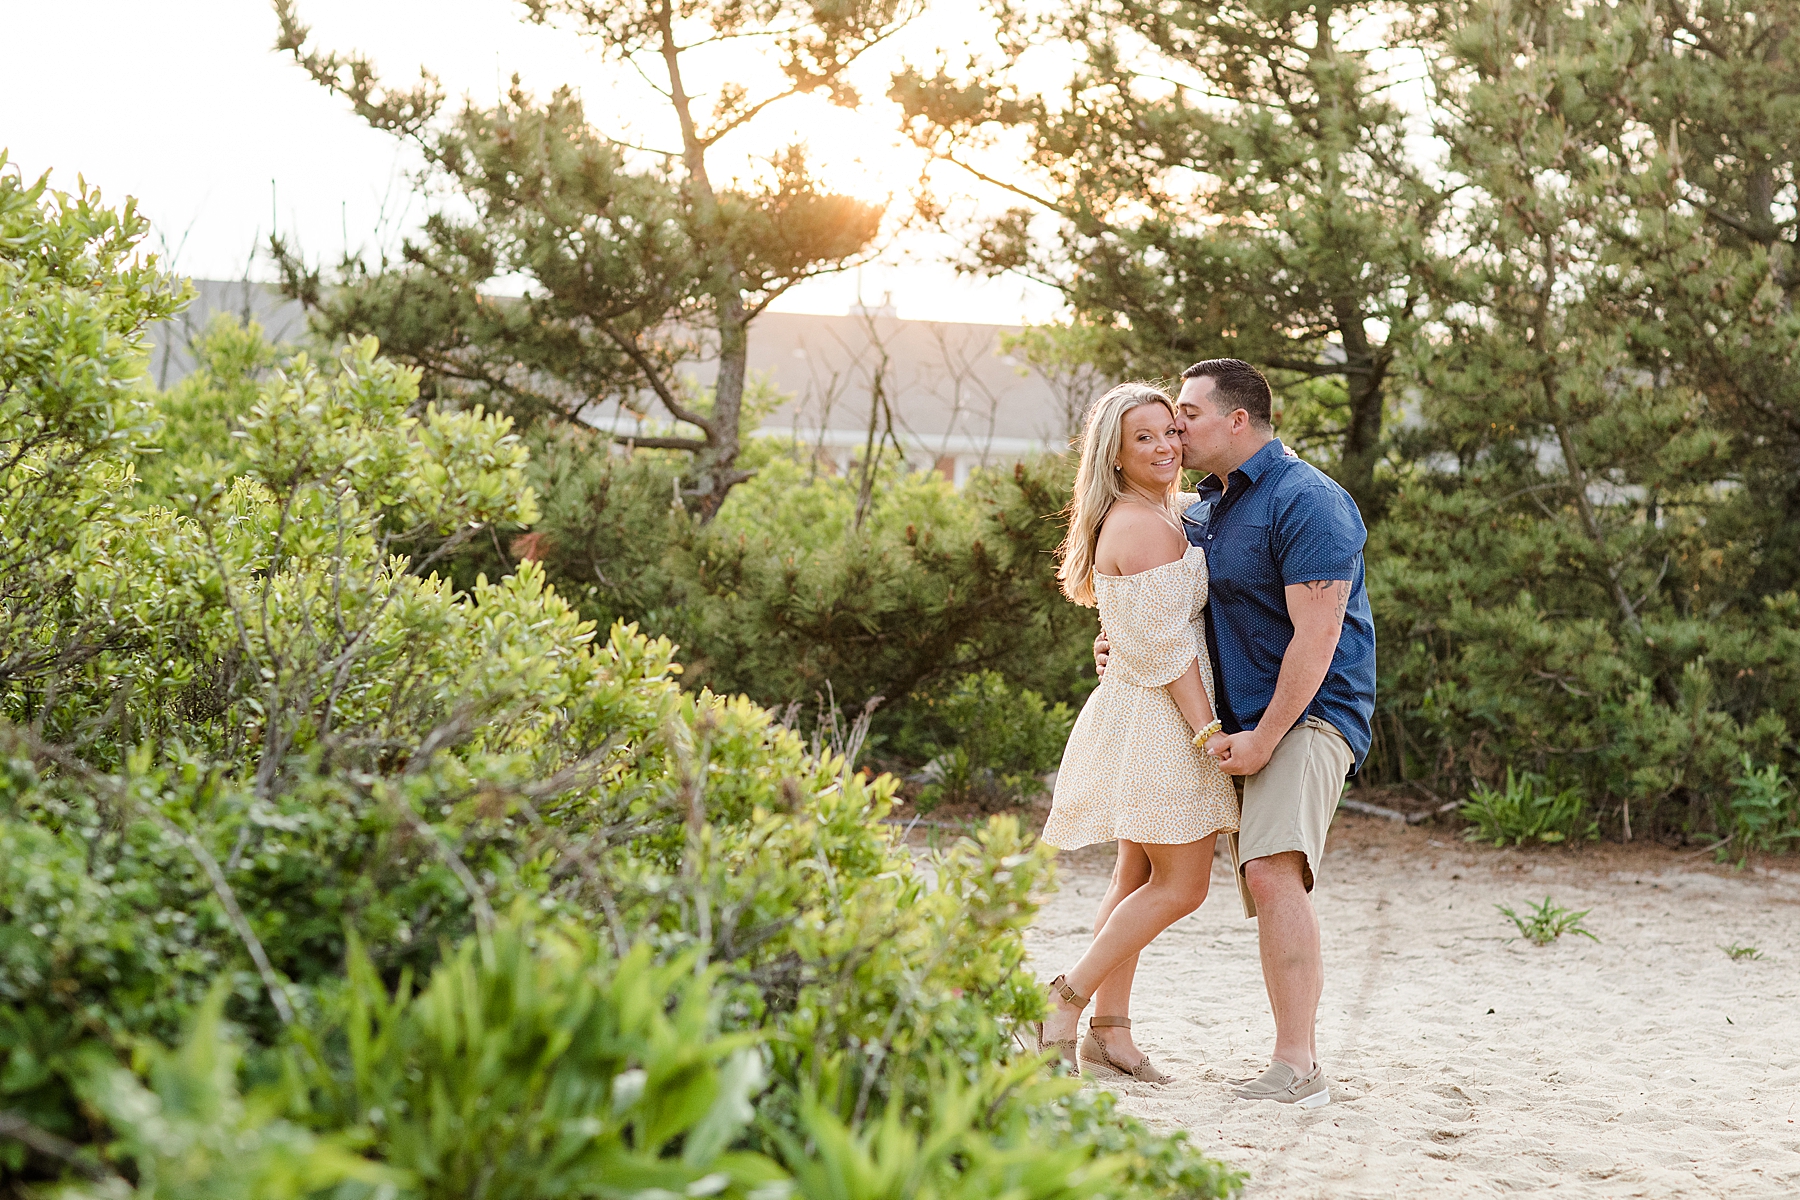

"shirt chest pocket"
[1209,521,1275,594]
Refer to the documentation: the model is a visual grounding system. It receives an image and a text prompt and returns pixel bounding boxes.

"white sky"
[1,0,1065,325]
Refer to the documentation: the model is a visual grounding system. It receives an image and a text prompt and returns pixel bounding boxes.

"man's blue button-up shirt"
[1182,439,1376,772]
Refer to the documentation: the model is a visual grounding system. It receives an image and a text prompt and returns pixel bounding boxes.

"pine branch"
[273,0,445,137]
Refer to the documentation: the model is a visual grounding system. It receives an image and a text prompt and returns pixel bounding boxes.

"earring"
[1113,463,1121,471]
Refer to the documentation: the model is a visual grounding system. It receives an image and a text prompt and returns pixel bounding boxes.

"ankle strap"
[1089,1015,1131,1029]
[1050,975,1091,1008]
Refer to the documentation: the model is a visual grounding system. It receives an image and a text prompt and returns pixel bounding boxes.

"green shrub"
[911,672,1074,813]
[1458,768,1598,846]
[1717,754,1800,866]
[0,177,1241,1199]
[129,312,279,504]
[55,986,387,1200]
[0,157,186,692]
[275,923,787,1200]
[513,430,1099,756]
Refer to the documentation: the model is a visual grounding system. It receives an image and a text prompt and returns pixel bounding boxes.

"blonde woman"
[1035,381,1238,1084]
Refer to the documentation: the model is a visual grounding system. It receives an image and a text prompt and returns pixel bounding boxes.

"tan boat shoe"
[1080,1016,1172,1085]
[1231,1060,1329,1107]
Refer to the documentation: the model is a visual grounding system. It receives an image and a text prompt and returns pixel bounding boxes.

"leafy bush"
[276,924,788,1200]
[0,158,185,690]
[910,672,1074,813]
[54,986,386,1200]
[128,312,278,504]
[0,175,1240,1198]
[1458,769,1598,846]
[512,430,1099,757]
[1717,754,1800,866]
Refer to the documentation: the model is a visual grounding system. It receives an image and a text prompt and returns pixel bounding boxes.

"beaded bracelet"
[1191,719,1224,748]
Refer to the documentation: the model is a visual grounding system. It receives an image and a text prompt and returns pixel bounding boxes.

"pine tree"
[272,0,913,517]
[1371,0,1797,836]
[894,0,1448,515]
[1616,1,1800,593]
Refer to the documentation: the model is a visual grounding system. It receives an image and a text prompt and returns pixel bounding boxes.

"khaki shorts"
[1226,717,1353,919]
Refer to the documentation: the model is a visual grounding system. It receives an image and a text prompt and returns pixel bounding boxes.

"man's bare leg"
[1243,850,1321,1072]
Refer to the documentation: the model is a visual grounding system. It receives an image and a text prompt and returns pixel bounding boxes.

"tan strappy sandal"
[1080,1016,1173,1085]
[1033,974,1090,1070]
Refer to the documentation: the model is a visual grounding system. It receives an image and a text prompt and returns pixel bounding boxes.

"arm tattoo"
[1301,579,1352,622]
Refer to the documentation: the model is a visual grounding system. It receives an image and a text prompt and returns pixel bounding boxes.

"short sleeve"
[1272,484,1365,585]
[1101,565,1202,688]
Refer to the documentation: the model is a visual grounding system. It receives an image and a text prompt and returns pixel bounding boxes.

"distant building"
[147,278,310,390]
[150,282,1097,484]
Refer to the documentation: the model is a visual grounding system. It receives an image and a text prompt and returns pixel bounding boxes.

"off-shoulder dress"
[1041,528,1239,850]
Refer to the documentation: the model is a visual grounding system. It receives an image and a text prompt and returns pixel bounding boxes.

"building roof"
[150,283,1097,474]
[584,310,1093,472]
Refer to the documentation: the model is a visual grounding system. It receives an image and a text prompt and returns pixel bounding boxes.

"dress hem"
[1042,822,1239,852]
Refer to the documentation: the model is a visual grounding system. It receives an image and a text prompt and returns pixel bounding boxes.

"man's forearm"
[1253,628,1336,743]
[1251,578,1349,745]
[1205,579,1352,777]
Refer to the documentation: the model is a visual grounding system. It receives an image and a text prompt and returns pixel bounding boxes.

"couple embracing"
[1035,359,1376,1109]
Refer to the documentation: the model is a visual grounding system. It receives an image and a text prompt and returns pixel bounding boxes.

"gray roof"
[150,283,1100,471]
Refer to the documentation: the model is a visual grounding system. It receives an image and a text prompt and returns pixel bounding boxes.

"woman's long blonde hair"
[1056,382,1180,606]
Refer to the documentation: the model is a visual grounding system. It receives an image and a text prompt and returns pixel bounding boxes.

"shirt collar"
[1195,438,1285,497]
[1234,438,1286,482]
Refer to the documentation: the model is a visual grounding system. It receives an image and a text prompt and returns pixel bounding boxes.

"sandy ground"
[1024,815,1800,1198]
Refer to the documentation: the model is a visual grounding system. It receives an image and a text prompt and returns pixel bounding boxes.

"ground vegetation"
[0,169,1241,1198]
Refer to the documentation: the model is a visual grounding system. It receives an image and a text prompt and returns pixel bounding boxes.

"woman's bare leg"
[1089,841,1150,1060]
[1041,836,1215,1046]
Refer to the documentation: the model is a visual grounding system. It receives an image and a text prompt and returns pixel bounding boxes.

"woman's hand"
[1093,630,1110,677]
[1204,728,1276,776]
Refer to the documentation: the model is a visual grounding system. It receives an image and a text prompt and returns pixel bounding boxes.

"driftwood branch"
[1339,795,1461,825]
[0,1111,123,1184]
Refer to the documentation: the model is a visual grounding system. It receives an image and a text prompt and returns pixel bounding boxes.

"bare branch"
[152,811,297,1025]
[596,320,717,435]
[608,432,709,452]
[0,1111,122,1184]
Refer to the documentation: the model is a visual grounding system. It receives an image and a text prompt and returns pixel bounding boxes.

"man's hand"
[1093,631,1110,677]
[1205,728,1276,776]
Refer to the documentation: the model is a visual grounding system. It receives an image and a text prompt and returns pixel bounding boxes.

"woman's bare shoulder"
[1095,504,1189,576]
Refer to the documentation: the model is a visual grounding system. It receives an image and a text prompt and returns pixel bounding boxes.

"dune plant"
[1497,897,1599,947]
[1459,769,1598,847]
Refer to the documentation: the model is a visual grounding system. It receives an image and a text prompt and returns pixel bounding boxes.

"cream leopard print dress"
[1042,512,1238,850]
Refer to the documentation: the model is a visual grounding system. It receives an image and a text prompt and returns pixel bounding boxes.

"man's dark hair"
[1180,358,1274,429]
